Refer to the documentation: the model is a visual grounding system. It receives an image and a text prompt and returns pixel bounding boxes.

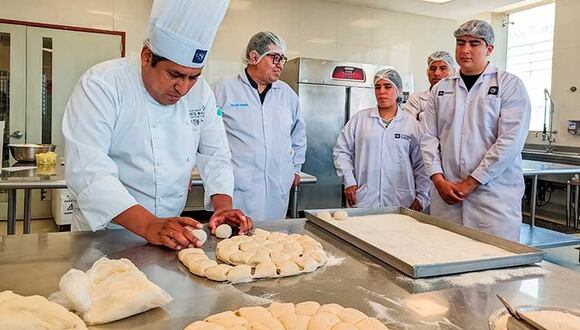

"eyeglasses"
[265,53,287,65]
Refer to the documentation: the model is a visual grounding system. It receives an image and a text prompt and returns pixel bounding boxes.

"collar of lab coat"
[370,105,403,124]
[449,62,498,81]
[238,71,285,90]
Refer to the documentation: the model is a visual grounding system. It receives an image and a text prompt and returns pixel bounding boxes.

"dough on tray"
[178,229,328,283]
[184,302,389,330]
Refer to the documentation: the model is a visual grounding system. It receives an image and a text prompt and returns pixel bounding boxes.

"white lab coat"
[63,57,234,231]
[405,90,429,121]
[333,107,430,209]
[212,73,306,221]
[420,63,531,241]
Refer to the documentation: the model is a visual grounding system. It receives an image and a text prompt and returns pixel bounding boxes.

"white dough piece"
[317,211,332,221]
[191,229,208,246]
[59,268,92,312]
[215,224,233,239]
[188,259,218,277]
[50,257,172,325]
[253,262,278,279]
[204,264,233,282]
[333,210,349,221]
[226,265,253,283]
[278,260,301,277]
[184,302,389,330]
[0,290,87,329]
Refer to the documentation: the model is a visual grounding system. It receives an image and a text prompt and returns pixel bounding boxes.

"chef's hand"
[456,176,481,198]
[144,216,204,250]
[292,174,301,188]
[409,199,423,212]
[208,194,253,235]
[431,174,464,205]
[209,209,253,235]
[112,205,204,251]
[344,185,358,207]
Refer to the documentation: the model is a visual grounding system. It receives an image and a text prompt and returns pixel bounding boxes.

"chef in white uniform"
[420,20,531,241]
[62,0,253,250]
[405,51,456,121]
[212,32,307,221]
[333,68,430,211]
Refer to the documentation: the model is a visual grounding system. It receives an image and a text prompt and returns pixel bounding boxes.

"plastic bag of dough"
[50,257,173,325]
[0,290,87,329]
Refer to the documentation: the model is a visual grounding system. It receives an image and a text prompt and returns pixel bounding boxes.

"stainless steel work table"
[0,163,67,235]
[522,159,580,227]
[1,220,578,330]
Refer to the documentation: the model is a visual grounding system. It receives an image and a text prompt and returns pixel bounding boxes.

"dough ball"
[337,308,368,324]
[268,303,296,318]
[188,259,218,277]
[333,210,349,221]
[204,264,233,282]
[253,262,278,279]
[277,260,301,277]
[226,265,253,283]
[295,301,321,316]
[184,321,226,330]
[332,322,358,330]
[279,313,311,329]
[191,229,208,245]
[318,303,344,315]
[215,224,232,239]
[355,317,388,329]
[308,311,341,329]
[317,211,332,221]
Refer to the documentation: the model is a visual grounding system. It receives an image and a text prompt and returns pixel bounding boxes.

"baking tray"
[305,206,545,278]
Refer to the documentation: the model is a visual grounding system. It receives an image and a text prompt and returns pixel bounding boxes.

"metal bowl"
[8,144,56,162]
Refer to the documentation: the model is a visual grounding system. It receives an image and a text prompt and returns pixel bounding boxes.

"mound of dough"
[178,229,327,283]
[49,257,173,325]
[0,290,87,329]
[333,210,348,221]
[215,224,233,239]
[184,301,389,330]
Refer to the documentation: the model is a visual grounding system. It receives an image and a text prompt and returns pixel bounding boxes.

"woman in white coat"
[333,68,430,211]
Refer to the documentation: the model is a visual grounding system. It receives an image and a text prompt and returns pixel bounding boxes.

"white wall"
[525,0,580,147]
[0,0,459,92]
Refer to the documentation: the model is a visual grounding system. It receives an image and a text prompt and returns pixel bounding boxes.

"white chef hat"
[146,0,229,68]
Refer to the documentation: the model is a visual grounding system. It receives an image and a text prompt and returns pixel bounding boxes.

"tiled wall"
[0,0,462,92]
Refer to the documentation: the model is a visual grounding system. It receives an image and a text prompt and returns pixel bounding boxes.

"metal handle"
[10,130,23,139]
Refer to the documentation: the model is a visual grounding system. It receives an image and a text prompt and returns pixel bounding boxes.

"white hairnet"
[243,31,287,65]
[454,19,495,45]
[427,50,457,70]
[374,68,403,103]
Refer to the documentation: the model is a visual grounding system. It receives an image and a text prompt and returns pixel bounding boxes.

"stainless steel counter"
[1,220,578,330]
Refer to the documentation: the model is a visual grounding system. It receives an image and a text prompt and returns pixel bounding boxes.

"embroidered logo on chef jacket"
[228,103,249,109]
[488,86,499,95]
[189,105,206,126]
[192,49,208,64]
[216,107,223,117]
[395,133,412,141]
[437,90,453,96]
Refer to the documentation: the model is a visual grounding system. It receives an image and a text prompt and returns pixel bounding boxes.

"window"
[506,3,555,131]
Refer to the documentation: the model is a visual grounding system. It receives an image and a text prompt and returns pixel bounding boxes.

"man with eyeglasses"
[213,31,307,222]
[420,20,531,241]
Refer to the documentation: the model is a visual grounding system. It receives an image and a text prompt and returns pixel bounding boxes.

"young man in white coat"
[420,20,531,241]
[62,0,253,250]
[405,51,456,121]
[334,68,430,211]
[212,32,307,222]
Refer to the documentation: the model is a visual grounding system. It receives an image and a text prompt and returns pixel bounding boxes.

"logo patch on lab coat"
[192,49,207,64]
[437,90,453,96]
[189,105,206,126]
[488,86,499,95]
[395,133,411,141]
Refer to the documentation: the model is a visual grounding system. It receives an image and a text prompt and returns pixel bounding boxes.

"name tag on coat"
[395,133,411,141]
